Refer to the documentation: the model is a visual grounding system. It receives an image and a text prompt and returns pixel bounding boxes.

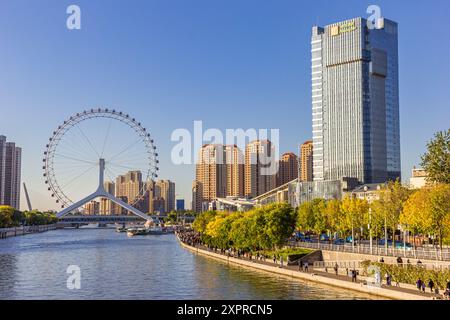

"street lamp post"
[362,186,373,255]
[369,206,373,255]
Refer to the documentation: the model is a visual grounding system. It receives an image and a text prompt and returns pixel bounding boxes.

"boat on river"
[116,226,128,233]
[126,225,164,237]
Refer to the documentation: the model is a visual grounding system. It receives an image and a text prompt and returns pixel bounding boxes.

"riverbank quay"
[0,224,58,239]
[176,233,440,300]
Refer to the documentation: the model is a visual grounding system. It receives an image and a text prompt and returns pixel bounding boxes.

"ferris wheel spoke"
[53,154,97,165]
[108,162,142,171]
[107,137,143,162]
[60,164,98,190]
[56,166,97,184]
[108,151,151,163]
[53,148,97,164]
[104,167,116,182]
[62,128,98,160]
[75,123,100,159]
[100,117,114,158]
[54,139,86,156]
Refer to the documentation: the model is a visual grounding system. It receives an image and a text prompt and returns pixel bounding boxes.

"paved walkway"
[195,244,442,300]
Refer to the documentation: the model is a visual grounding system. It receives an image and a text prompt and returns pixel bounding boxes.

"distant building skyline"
[2,3,449,211]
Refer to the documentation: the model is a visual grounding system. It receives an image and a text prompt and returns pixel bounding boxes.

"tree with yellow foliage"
[341,196,369,249]
[400,188,432,249]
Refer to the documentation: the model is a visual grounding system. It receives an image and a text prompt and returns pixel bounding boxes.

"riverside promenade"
[176,233,440,300]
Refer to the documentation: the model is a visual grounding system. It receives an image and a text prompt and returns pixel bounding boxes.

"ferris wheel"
[43,108,159,216]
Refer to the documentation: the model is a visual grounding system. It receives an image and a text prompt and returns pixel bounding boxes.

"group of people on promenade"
[176,228,201,247]
[177,229,450,300]
[416,278,450,298]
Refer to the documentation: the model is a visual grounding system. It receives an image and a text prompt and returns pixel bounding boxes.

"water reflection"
[0,229,375,300]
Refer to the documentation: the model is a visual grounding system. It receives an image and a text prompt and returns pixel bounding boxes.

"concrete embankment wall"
[177,239,430,300]
[0,224,58,239]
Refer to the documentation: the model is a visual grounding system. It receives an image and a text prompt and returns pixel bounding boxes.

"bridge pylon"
[56,158,150,221]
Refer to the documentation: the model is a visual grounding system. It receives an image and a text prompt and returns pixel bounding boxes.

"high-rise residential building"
[277,152,298,186]
[195,144,227,209]
[225,145,244,197]
[155,180,175,213]
[0,136,22,210]
[146,180,156,213]
[0,136,6,205]
[311,17,400,184]
[192,180,202,213]
[115,171,147,214]
[152,198,166,215]
[116,171,142,203]
[245,140,276,198]
[300,141,313,182]
[84,200,99,215]
[100,181,116,215]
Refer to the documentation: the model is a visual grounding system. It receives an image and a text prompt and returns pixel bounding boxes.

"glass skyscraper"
[311,17,400,184]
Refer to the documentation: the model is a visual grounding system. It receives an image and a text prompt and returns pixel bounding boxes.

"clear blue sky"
[0,0,449,211]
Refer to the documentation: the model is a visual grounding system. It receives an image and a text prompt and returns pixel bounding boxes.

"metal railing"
[314,260,362,269]
[289,240,450,262]
[0,224,58,238]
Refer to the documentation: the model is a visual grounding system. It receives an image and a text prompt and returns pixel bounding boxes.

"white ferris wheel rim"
[43,108,159,209]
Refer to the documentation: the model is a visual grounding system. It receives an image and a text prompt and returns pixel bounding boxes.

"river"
[0,228,376,300]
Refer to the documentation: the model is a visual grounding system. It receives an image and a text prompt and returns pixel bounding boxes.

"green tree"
[166,211,178,223]
[24,211,57,225]
[421,129,450,184]
[296,201,314,232]
[262,203,296,250]
[428,184,450,252]
[192,211,217,233]
[229,213,255,251]
[324,199,344,238]
[0,206,15,228]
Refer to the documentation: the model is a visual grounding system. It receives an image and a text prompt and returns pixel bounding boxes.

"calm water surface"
[0,229,376,300]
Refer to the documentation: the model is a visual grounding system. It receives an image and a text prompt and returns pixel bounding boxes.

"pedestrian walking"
[421,281,426,293]
[304,262,309,272]
[334,263,339,276]
[416,278,423,292]
[386,273,392,286]
[428,279,434,293]
[351,269,357,283]
[273,255,276,265]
